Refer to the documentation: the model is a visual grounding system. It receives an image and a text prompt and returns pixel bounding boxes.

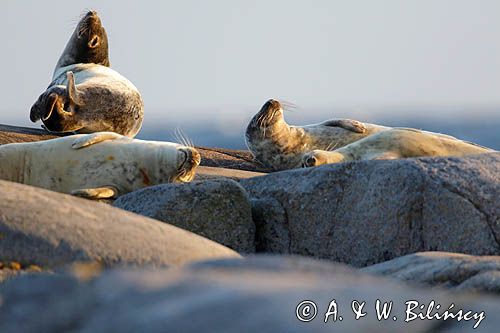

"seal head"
[174,147,201,182]
[249,99,284,130]
[55,10,110,72]
[302,150,345,167]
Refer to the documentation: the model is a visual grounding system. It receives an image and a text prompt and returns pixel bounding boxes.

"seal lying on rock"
[302,128,495,167]
[0,132,200,199]
[245,99,389,170]
[30,10,144,137]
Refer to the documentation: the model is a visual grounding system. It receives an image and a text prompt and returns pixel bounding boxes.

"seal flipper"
[66,71,82,107]
[322,119,367,134]
[71,186,118,199]
[72,132,124,149]
[30,90,58,122]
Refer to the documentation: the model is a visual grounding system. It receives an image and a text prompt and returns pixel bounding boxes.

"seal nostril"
[306,156,316,166]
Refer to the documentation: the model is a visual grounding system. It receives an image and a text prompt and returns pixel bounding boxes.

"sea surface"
[137,110,500,151]
[2,108,499,151]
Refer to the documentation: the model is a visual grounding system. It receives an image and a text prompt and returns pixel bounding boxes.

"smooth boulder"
[114,179,256,252]
[0,255,498,332]
[195,166,265,181]
[241,153,500,266]
[0,180,239,268]
[364,251,500,293]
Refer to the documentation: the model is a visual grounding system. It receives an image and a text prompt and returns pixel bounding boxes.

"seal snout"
[85,10,98,17]
[254,98,284,128]
[175,147,201,182]
[182,148,201,168]
[263,99,281,111]
[302,153,319,168]
[82,10,100,23]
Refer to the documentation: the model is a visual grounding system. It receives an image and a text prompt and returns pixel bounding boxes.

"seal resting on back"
[30,11,144,137]
[0,132,201,200]
[245,99,389,170]
[302,128,495,167]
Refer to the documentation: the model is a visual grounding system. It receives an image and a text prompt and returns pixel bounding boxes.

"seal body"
[302,128,495,167]
[0,133,200,199]
[245,99,389,170]
[30,11,144,137]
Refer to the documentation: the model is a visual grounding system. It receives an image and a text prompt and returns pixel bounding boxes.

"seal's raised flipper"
[71,186,118,199]
[30,90,58,122]
[322,119,367,134]
[66,72,82,107]
[72,132,124,149]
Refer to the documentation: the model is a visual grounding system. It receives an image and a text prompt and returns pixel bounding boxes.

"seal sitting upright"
[245,99,389,170]
[30,11,144,137]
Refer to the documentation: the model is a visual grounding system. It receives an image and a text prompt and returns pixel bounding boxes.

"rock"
[114,179,255,253]
[363,251,500,293]
[0,124,60,144]
[240,153,500,266]
[196,146,270,172]
[0,180,240,268]
[195,166,265,181]
[251,198,290,252]
[0,124,268,172]
[1,255,499,332]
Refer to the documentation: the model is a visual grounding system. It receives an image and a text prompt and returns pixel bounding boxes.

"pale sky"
[3,0,500,130]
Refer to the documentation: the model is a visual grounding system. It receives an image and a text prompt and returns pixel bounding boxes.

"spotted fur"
[245,99,389,170]
[0,133,200,199]
[302,128,495,167]
[30,11,143,137]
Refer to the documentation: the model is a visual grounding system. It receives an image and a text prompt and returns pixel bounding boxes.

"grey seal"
[245,99,388,170]
[0,132,201,199]
[30,11,144,137]
[302,128,495,167]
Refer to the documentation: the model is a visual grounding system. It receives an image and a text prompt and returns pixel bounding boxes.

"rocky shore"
[0,124,499,332]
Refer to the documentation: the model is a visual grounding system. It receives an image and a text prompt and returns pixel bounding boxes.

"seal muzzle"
[175,147,201,182]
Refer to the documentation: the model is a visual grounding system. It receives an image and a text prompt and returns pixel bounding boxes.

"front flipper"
[66,71,83,106]
[322,119,367,134]
[30,91,59,122]
[71,186,118,199]
[72,132,124,149]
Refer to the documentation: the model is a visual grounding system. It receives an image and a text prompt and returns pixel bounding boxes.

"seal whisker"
[80,8,92,19]
[280,100,298,112]
[173,127,194,148]
[67,16,81,30]
[326,141,339,152]
[173,127,184,146]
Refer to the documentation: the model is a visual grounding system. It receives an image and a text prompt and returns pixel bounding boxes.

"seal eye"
[88,35,100,48]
